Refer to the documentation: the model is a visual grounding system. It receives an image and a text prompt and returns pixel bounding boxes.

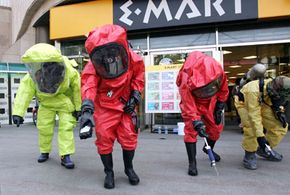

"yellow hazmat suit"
[13,43,81,156]
[240,79,288,152]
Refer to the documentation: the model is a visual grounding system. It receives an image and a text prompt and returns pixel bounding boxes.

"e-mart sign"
[51,0,290,40]
[113,0,258,30]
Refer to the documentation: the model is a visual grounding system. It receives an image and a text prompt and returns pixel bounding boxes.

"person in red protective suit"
[176,51,229,176]
[79,24,145,189]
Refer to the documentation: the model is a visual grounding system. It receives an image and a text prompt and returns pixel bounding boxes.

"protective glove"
[124,90,141,114]
[272,105,288,128]
[276,111,287,128]
[214,101,225,125]
[12,115,24,127]
[257,136,269,150]
[79,112,94,139]
[192,120,208,138]
[79,99,95,139]
[72,111,81,121]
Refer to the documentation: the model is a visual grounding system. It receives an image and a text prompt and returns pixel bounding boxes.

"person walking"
[79,24,145,189]
[176,51,229,176]
[12,43,81,169]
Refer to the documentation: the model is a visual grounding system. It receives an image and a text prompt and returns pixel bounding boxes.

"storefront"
[48,0,290,132]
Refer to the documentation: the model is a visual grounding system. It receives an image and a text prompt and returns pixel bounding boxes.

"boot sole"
[256,153,283,162]
[104,183,115,189]
[125,171,140,185]
[61,162,75,169]
[243,162,257,170]
[129,179,140,185]
[38,158,49,163]
[243,164,257,170]
[188,171,198,176]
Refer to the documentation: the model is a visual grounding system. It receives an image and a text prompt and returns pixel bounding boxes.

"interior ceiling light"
[243,55,257,59]
[222,50,232,54]
[229,76,237,79]
[279,63,287,66]
[237,73,246,76]
[266,69,276,72]
[224,71,230,74]
[229,65,242,68]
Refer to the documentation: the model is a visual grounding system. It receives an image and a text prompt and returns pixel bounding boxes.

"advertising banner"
[145,64,182,113]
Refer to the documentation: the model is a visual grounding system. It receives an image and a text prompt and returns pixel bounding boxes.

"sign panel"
[145,64,182,113]
[50,0,113,40]
[114,0,258,30]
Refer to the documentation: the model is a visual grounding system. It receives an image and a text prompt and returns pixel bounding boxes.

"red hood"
[182,51,224,90]
[85,24,129,55]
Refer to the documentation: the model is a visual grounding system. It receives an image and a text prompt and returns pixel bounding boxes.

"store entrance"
[222,43,290,128]
[147,49,217,134]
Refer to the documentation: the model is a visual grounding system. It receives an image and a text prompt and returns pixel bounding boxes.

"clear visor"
[191,75,222,99]
[90,43,128,79]
[26,62,65,94]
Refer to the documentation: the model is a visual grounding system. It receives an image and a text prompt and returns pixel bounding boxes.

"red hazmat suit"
[176,51,229,142]
[81,25,145,154]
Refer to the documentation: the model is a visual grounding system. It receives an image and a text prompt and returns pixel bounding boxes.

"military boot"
[38,153,49,163]
[243,151,257,170]
[100,153,115,189]
[61,154,75,169]
[256,147,283,161]
[185,142,198,176]
[123,150,140,185]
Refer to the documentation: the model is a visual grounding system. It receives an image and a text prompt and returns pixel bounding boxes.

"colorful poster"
[145,65,182,113]
[162,82,174,90]
[147,82,159,90]
[162,102,174,110]
[147,102,160,111]
[162,91,174,100]
[148,92,159,101]
[162,72,174,80]
[147,72,159,80]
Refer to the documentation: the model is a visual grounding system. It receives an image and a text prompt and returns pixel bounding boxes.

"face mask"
[26,62,65,93]
[90,42,128,79]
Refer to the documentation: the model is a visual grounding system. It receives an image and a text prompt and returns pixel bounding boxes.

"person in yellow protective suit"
[233,63,267,169]
[12,43,81,169]
[240,76,290,170]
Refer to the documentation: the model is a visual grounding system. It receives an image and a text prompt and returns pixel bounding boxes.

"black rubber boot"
[38,153,49,163]
[256,147,283,161]
[243,151,257,170]
[61,154,75,169]
[202,138,221,162]
[185,142,198,176]
[123,150,140,185]
[100,153,115,189]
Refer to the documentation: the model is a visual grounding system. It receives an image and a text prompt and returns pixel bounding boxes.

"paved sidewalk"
[0,124,290,195]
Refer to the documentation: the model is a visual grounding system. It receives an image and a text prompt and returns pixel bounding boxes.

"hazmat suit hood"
[267,76,290,101]
[22,43,65,94]
[246,63,267,80]
[85,24,129,79]
[179,51,224,98]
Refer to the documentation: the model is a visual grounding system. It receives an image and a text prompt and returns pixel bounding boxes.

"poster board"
[145,64,182,113]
